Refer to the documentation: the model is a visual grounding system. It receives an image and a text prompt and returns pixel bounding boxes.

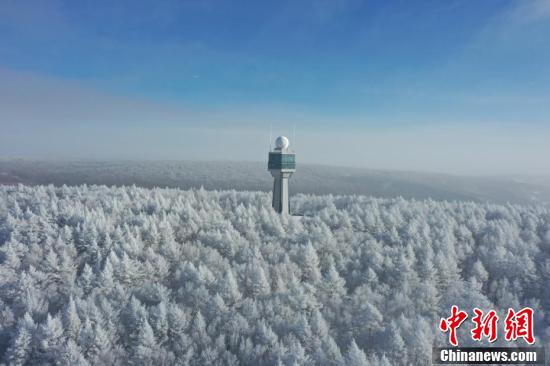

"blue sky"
[1,0,549,175]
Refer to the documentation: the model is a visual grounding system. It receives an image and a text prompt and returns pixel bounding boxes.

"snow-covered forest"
[0,184,549,365]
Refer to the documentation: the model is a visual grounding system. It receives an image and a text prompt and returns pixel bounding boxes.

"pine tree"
[60,339,90,366]
[78,263,95,295]
[206,293,228,319]
[248,265,270,298]
[63,296,81,341]
[386,321,406,361]
[323,262,346,299]
[124,296,149,348]
[310,309,329,340]
[99,258,115,289]
[322,336,344,366]
[346,339,369,366]
[299,242,322,283]
[283,335,310,365]
[150,301,169,346]
[16,270,47,318]
[133,320,157,365]
[353,300,383,345]
[37,313,64,363]
[191,311,210,347]
[87,322,111,360]
[5,313,36,366]
[471,259,489,283]
[218,269,242,305]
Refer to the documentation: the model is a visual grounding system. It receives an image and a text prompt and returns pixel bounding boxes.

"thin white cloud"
[506,0,550,25]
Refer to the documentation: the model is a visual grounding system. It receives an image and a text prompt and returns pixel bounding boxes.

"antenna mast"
[269,123,273,151]
[293,124,296,149]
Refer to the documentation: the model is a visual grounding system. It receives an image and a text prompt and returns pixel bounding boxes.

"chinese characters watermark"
[439,307,535,346]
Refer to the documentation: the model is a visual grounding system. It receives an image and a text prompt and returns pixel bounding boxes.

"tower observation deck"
[268,136,296,215]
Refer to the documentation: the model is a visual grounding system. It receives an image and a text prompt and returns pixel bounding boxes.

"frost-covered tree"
[246,264,270,298]
[62,296,81,341]
[217,269,242,305]
[37,313,64,363]
[298,242,322,283]
[345,339,369,366]
[5,313,35,366]
[132,319,157,365]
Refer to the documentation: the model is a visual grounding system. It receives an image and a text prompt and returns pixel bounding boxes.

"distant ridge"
[1,160,549,205]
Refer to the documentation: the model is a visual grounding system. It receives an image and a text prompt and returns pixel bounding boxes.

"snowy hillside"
[0,185,549,365]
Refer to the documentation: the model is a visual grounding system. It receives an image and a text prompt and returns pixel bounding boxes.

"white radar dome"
[275,136,290,149]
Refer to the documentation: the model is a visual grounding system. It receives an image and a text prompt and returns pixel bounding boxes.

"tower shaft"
[271,170,293,215]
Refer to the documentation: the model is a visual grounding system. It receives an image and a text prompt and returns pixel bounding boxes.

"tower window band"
[268,153,296,170]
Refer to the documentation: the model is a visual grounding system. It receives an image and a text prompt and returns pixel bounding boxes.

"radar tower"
[268,136,296,215]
